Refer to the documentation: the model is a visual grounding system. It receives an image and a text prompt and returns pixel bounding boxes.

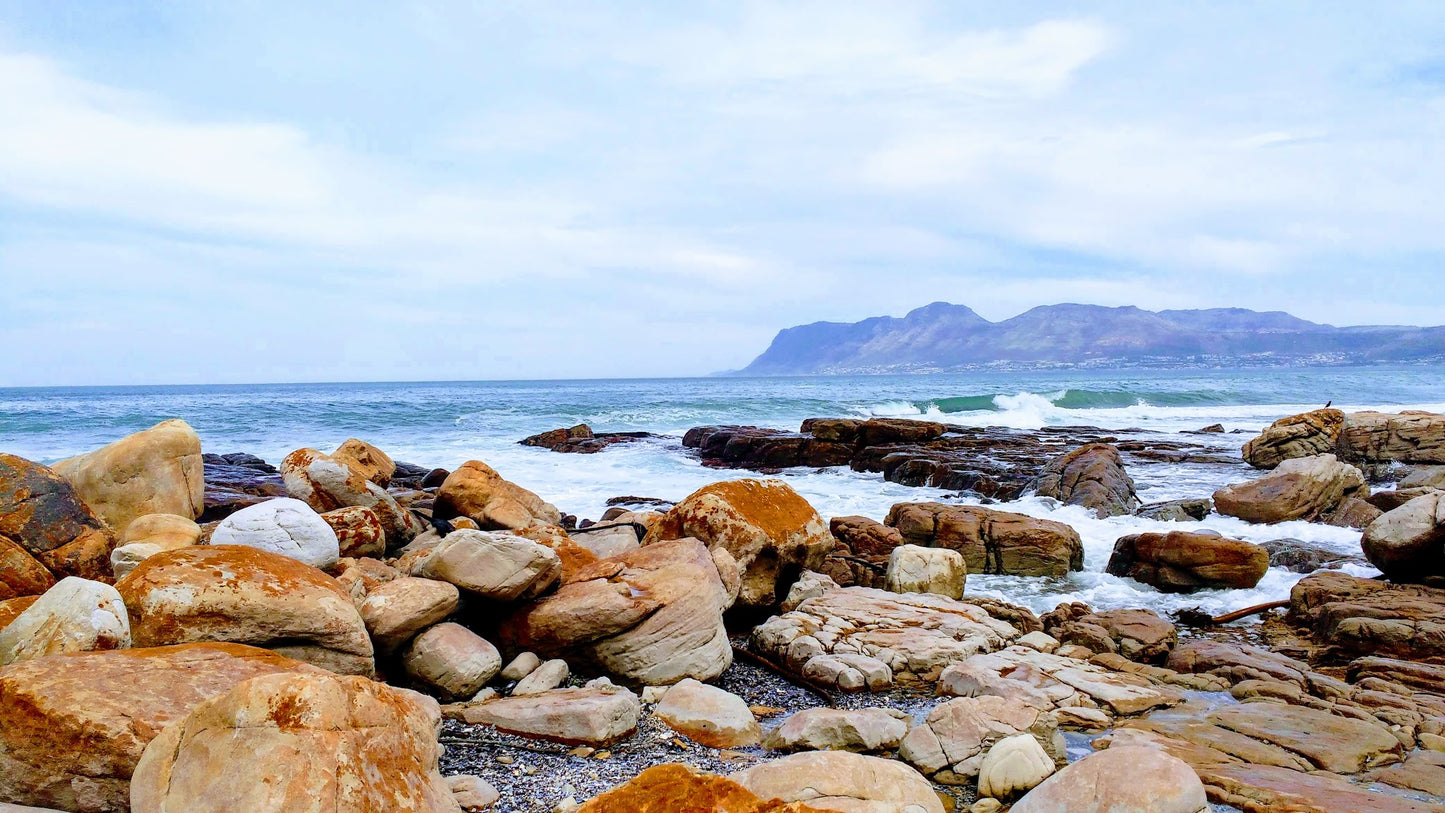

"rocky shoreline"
[1,408,1444,811]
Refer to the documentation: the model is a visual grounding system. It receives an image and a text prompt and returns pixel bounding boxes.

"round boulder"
[51,419,204,531]
[210,498,341,569]
[1010,745,1207,813]
[1362,491,1445,583]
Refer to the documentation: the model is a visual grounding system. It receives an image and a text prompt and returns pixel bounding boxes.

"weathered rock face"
[411,529,562,602]
[130,672,459,813]
[1028,443,1139,518]
[729,751,944,813]
[1339,410,1445,465]
[1213,454,1368,524]
[52,420,204,532]
[1010,746,1207,813]
[499,538,733,685]
[764,708,910,753]
[750,577,1026,690]
[1045,607,1177,663]
[1243,408,1346,469]
[0,643,320,812]
[116,545,375,676]
[643,479,834,610]
[320,506,386,559]
[1287,570,1445,662]
[280,448,424,547]
[400,622,500,701]
[0,453,116,595]
[886,503,1084,578]
[819,516,900,589]
[939,646,1186,722]
[199,453,286,523]
[433,460,561,531]
[331,438,396,486]
[1105,531,1269,592]
[884,544,966,599]
[121,514,200,548]
[444,686,642,746]
[1361,491,1445,583]
[898,694,1065,781]
[576,764,825,813]
[0,577,130,666]
[654,679,760,749]
[209,497,341,569]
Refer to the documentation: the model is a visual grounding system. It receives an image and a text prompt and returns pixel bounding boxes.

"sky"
[3,2,1445,385]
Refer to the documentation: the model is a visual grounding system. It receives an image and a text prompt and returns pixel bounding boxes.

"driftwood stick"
[730,645,837,706]
[1176,599,1290,627]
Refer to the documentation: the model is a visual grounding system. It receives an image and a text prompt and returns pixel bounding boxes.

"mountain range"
[737,303,1445,375]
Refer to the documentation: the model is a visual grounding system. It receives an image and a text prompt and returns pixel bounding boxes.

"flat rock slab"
[443,687,641,747]
[1201,762,1445,813]
[1208,702,1403,774]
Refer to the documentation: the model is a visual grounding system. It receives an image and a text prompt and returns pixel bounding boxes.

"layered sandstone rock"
[643,479,834,610]
[130,672,461,812]
[939,646,1186,721]
[400,622,500,701]
[576,764,825,813]
[358,576,459,655]
[1028,443,1139,518]
[1339,410,1445,465]
[0,578,129,666]
[1044,606,1177,663]
[0,643,320,812]
[432,460,560,531]
[1242,408,1346,469]
[898,695,1065,781]
[1105,531,1269,592]
[116,545,375,676]
[0,454,116,595]
[209,497,341,569]
[819,515,900,589]
[411,529,561,602]
[281,448,424,547]
[499,538,732,685]
[886,503,1083,578]
[1213,454,1368,524]
[763,708,909,753]
[52,420,204,531]
[1286,570,1445,662]
[1361,491,1445,583]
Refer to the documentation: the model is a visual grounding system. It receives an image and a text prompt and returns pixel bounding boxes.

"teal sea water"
[3,365,1442,615]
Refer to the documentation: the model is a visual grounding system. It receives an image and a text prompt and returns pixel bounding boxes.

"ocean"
[4,365,1443,618]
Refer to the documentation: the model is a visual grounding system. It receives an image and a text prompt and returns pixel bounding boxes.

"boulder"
[729,751,944,813]
[1009,746,1207,813]
[829,516,903,556]
[1049,608,1176,663]
[500,652,541,681]
[320,506,386,559]
[0,643,320,812]
[443,686,641,746]
[411,529,561,602]
[1258,537,1364,573]
[569,522,642,559]
[1105,531,1269,592]
[1242,409,1346,469]
[884,544,965,599]
[1400,465,1445,490]
[977,734,1055,799]
[576,764,824,813]
[1134,498,1212,522]
[654,679,760,748]
[511,658,568,695]
[432,460,560,531]
[899,695,1064,780]
[499,538,733,685]
[120,514,200,548]
[1361,491,1445,582]
[1213,454,1368,524]
[330,438,396,486]
[51,420,204,531]
[1286,570,1445,662]
[209,497,341,569]
[764,708,909,753]
[1339,410,1445,465]
[643,479,834,610]
[116,545,375,676]
[0,578,129,666]
[1028,443,1139,518]
[280,448,424,547]
[130,672,459,812]
[886,503,1083,578]
[0,454,116,594]
[358,576,459,655]
[400,622,501,701]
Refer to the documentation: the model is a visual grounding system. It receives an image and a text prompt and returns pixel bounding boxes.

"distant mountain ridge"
[738,303,1445,375]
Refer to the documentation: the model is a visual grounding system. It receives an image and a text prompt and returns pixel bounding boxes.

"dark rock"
[828,516,903,557]
[1258,538,1364,573]
[419,468,450,489]
[199,456,287,523]
[522,425,653,454]
[0,454,116,594]
[390,461,434,489]
[1135,498,1212,522]
[1106,531,1269,592]
[604,496,675,510]
[1027,443,1139,518]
